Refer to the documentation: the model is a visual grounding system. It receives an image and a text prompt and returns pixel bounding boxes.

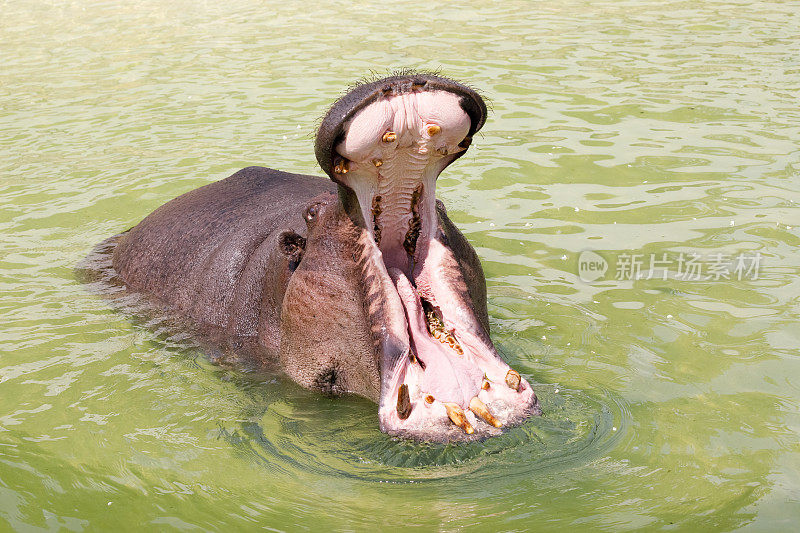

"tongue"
[390,269,483,409]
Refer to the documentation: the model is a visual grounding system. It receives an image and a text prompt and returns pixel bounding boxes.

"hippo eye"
[304,203,320,223]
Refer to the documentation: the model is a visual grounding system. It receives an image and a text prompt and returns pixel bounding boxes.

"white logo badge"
[578,250,608,282]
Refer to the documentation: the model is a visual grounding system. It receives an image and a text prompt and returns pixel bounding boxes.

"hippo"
[87,72,540,441]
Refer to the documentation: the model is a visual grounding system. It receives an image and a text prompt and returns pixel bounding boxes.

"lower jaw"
[341,182,539,439]
[376,256,540,441]
[379,371,540,442]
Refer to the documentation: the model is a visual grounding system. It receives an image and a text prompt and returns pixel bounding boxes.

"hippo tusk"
[444,402,474,434]
[469,396,502,428]
[397,384,412,420]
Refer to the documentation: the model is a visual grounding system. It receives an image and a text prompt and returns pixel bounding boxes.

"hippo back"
[112,166,335,356]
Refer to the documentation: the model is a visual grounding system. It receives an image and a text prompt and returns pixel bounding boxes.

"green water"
[2,0,799,530]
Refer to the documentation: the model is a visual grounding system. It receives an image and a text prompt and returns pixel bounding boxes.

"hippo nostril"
[315,366,342,395]
[382,131,397,143]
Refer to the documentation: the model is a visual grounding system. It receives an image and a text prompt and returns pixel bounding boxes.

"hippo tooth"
[408,349,425,369]
[444,402,474,434]
[469,396,502,428]
[397,384,412,419]
[333,159,349,175]
[427,124,441,136]
[481,378,491,390]
[382,131,397,143]
[505,369,521,392]
[372,159,383,167]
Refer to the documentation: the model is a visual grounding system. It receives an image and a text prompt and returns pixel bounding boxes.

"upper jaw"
[314,72,487,184]
[332,88,472,278]
[314,73,486,268]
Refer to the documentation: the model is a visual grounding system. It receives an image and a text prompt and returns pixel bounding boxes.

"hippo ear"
[278,230,306,270]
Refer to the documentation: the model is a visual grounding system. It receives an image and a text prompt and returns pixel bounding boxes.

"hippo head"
[281,72,539,441]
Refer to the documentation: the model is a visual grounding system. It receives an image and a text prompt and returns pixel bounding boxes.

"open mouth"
[316,74,539,440]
